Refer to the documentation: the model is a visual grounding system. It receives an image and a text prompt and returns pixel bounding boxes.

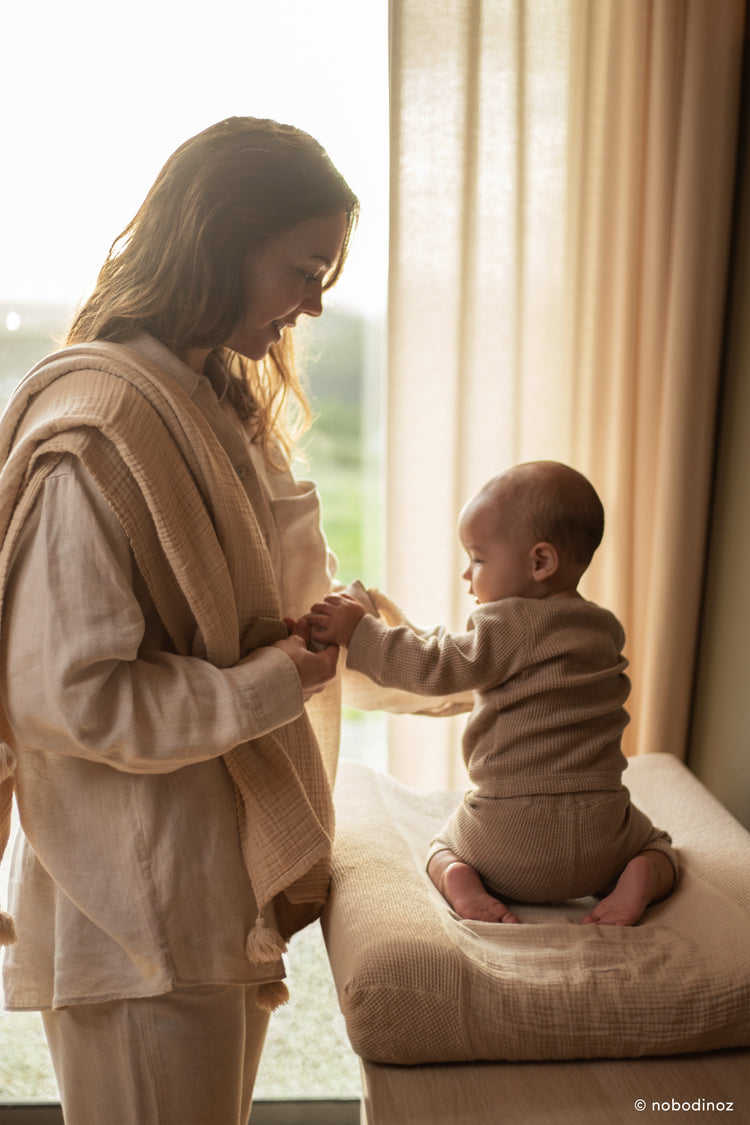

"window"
[0,0,387,1110]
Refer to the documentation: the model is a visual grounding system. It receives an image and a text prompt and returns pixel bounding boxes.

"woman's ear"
[530,542,559,582]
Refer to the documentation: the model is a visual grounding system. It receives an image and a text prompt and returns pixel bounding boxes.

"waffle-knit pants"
[42,983,269,1125]
[429,787,678,902]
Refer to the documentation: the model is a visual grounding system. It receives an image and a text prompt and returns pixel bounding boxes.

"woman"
[0,117,358,1124]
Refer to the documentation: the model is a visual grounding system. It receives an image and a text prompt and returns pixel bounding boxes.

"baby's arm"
[307,593,368,647]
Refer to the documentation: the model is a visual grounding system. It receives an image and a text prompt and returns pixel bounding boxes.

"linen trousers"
[41,983,270,1125]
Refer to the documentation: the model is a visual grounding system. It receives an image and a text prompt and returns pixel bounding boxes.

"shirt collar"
[125,333,230,402]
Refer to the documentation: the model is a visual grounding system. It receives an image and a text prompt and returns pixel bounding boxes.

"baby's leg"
[581,849,676,927]
[428,849,520,923]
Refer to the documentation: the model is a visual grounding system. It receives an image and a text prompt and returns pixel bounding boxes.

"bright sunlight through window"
[0,0,388,1108]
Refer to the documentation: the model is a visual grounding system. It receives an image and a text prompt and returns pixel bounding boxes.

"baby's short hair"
[481,461,604,573]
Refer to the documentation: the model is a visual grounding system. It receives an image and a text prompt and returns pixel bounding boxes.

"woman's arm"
[1,457,332,773]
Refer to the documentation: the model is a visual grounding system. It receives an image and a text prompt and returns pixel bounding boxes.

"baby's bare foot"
[442,861,520,923]
[582,854,662,926]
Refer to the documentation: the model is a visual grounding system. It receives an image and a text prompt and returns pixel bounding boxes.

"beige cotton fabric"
[42,983,269,1125]
[0,339,334,997]
[322,755,750,1064]
[347,595,676,900]
[347,596,633,795]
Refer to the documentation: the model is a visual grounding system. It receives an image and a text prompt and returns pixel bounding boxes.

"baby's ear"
[530,542,559,581]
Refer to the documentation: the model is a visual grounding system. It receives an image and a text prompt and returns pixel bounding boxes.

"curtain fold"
[386,0,746,787]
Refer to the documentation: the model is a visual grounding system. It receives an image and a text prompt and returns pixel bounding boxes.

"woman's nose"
[300,284,323,318]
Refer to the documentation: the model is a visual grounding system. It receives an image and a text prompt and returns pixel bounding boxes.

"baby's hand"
[307,593,367,648]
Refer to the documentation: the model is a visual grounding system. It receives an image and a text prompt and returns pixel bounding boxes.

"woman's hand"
[273,627,339,702]
[306,593,367,648]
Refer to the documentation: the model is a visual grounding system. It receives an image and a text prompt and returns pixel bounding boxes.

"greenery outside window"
[0,0,387,1112]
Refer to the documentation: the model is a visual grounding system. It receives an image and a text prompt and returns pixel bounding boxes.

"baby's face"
[458,500,537,605]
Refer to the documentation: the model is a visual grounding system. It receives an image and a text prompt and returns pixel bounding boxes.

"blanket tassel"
[256,980,290,1012]
[245,912,287,963]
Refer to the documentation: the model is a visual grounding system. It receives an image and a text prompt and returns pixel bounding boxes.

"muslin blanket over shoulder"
[0,342,334,1002]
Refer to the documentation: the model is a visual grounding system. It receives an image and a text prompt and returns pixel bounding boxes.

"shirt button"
[236,465,247,479]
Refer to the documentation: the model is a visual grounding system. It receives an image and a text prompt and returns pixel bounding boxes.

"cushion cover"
[322,754,750,1064]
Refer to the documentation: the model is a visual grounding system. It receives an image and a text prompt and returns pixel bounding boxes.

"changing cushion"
[321,754,750,1064]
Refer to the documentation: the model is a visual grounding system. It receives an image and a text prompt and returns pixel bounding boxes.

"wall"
[688,53,750,832]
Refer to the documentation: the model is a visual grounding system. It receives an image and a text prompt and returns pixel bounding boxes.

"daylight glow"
[0,1,387,315]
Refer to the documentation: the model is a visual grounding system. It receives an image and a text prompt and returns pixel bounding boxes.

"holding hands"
[306,593,368,648]
[272,588,372,701]
[272,617,340,701]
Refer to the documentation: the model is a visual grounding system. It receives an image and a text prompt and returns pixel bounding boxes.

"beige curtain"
[386,0,746,789]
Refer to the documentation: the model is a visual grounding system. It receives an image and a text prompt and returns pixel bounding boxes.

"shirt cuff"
[227,646,305,737]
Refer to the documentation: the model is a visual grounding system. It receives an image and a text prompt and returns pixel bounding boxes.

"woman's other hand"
[273,632,339,701]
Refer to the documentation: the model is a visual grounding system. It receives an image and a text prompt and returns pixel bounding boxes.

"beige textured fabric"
[347,596,676,900]
[322,755,750,1064]
[0,342,333,960]
[387,1,745,782]
[347,597,632,795]
[42,983,269,1125]
[431,790,674,905]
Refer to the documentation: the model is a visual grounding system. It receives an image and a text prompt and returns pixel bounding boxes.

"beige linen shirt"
[1,335,338,1010]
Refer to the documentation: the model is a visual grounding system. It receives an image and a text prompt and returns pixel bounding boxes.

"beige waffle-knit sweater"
[347,596,676,899]
[0,341,334,1002]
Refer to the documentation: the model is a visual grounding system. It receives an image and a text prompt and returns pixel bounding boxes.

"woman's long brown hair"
[67,117,359,466]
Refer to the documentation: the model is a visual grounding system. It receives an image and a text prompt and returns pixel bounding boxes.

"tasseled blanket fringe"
[246,912,290,1012]
[256,981,290,1012]
[245,911,288,963]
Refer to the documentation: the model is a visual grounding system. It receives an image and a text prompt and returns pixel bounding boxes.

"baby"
[308,460,678,926]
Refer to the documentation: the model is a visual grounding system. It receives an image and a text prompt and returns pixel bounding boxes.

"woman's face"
[226,211,348,361]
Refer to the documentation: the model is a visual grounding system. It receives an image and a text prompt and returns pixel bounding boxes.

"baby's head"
[458,461,604,604]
